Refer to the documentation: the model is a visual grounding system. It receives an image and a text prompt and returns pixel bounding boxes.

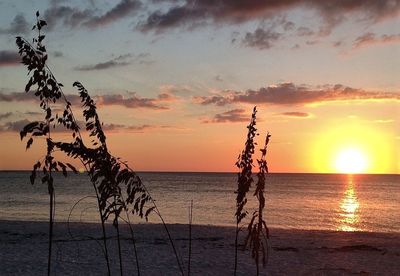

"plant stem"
[234,223,239,276]
[115,214,124,276]
[48,190,54,276]
[118,160,184,276]
[188,200,193,276]
[156,210,184,276]
[93,184,111,276]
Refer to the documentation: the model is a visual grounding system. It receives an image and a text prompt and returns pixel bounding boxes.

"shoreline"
[1,220,399,275]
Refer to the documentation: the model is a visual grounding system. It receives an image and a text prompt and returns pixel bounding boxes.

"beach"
[1,220,399,275]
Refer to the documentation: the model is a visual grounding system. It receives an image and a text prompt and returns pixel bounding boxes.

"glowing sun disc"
[335,149,367,174]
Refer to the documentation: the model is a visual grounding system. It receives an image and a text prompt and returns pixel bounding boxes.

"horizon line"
[0,170,398,176]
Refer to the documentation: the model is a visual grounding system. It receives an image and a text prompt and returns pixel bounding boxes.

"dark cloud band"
[195,83,400,106]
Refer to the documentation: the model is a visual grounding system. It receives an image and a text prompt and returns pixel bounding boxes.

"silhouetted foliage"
[233,106,257,275]
[235,106,257,223]
[244,133,271,275]
[16,12,75,276]
[16,11,183,276]
[233,107,271,275]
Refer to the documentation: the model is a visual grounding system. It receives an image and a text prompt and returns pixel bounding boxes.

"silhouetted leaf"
[26,138,33,150]
[66,163,77,173]
[144,206,156,222]
[39,20,47,28]
[46,108,51,120]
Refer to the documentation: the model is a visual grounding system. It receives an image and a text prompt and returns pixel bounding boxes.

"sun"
[335,148,368,174]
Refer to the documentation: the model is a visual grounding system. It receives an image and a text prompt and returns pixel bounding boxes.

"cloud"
[44,6,93,29]
[0,51,20,66]
[297,26,314,36]
[203,109,249,123]
[195,83,400,106]
[353,32,400,48]
[137,0,400,33]
[53,51,64,58]
[75,60,130,71]
[0,91,30,102]
[242,28,282,49]
[103,123,176,133]
[75,53,152,71]
[0,118,179,135]
[278,111,311,118]
[0,112,12,120]
[44,0,141,30]
[159,84,193,96]
[0,119,30,132]
[84,0,142,28]
[96,93,169,110]
[157,93,178,102]
[215,75,223,82]
[0,91,81,104]
[24,111,42,116]
[372,119,394,123]
[194,94,232,106]
[0,91,171,110]
[0,14,29,35]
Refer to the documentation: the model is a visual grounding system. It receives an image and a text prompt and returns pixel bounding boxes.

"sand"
[1,220,399,275]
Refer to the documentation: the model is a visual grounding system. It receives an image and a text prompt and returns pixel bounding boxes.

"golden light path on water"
[337,176,360,231]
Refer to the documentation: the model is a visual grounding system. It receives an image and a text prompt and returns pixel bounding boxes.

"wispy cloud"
[137,0,400,33]
[44,0,141,30]
[84,0,142,28]
[242,28,282,50]
[296,26,314,37]
[101,92,171,109]
[75,59,130,71]
[0,119,178,134]
[372,119,394,123]
[202,109,249,123]
[277,111,311,118]
[0,14,29,35]
[0,119,30,132]
[75,53,152,71]
[0,91,172,110]
[195,83,400,106]
[44,6,93,29]
[0,51,20,67]
[159,84,193,96]
[353,32,400,49]
[102,123,178,133]
[96,93,169,110]
[0,112,12,120]
[53,51,64,58]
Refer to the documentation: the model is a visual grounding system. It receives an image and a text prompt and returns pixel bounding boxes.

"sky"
[0,0,399,173]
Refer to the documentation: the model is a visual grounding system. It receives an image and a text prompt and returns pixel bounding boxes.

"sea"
[0,171,399,233]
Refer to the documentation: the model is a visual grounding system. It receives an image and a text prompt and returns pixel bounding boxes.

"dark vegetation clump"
[244,133,271,275]
[234,106,257,275]
[16,11,183,276]
[234,107,271,275]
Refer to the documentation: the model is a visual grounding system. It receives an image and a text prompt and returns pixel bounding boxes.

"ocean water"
[0,171,399,233]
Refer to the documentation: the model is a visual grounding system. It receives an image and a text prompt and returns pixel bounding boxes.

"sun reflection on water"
[337,176,360,231]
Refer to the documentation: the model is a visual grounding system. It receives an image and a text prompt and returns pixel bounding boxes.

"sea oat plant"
[244,133,271,275]
[17,12,183,276]
[234,106,257,275]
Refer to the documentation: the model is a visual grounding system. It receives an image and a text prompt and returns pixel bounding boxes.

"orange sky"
[0,1,399,173]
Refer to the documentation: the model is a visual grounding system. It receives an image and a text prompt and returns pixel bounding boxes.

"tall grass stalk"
[234,106,257,275]
[188,200,193,276]
[244,133,271,275]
